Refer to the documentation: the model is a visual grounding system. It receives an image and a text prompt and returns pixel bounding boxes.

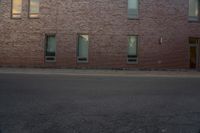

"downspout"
[55,0,59,34]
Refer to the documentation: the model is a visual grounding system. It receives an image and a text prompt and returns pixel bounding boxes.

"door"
[190,46,197,68]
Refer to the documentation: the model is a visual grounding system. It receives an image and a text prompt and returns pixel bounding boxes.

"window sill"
[127,61,138,64]
[45,59,56,62]
[77,61,88,64]
[128,18,139,20]
[77,60,88,64]
[11,17,22,19]
[188,20,199,23]
[29,17,40,19]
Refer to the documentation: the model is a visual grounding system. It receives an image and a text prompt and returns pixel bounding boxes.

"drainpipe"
[56,0,59,34]
[198,40,200,69]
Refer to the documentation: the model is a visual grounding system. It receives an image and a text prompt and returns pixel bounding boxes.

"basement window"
[12,0,22,18]
[128,0,139,19]
[45,35,56,62]
[128,36,138,63]
[189,0,199,21]
[29,0,39,18]
[77,34,89,63]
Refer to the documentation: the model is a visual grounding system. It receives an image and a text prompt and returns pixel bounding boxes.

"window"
[45,35,56,62]
[77,34,89,63]
[12,0,22,18]
[128,36,138,63]
[29,0,39,18]
[189,0,199,21]
[189,37,199,44]
[128,0,139,19]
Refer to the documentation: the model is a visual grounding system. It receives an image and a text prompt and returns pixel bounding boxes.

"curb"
[0,68,200,78]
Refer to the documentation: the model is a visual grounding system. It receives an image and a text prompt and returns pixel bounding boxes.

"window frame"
[188,0,200,22]
[76,34,89,63]
[11,0,22,19]
[45,34,56,63]
[28,0,40,19]
[128,0,139,20]
[127,35,139,64]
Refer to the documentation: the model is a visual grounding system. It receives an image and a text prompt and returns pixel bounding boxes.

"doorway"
[190,46,197,69]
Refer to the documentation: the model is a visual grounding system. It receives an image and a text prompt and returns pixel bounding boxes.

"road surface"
[0,72,200,133]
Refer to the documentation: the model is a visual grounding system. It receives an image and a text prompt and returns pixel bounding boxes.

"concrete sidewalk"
[0,68,200,77]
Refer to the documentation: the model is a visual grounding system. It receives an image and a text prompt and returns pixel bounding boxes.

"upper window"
[29,0,39,18]
[77,34,89,63]
[12,0,22,18]
[128,0,139,19]
[189,37,199,44]
[189,0,199,21]
[128,36,138,63]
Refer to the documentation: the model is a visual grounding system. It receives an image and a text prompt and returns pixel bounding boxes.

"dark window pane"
[189,37,199,44]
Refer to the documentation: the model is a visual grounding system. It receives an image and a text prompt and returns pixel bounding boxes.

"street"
[0,72,200,133]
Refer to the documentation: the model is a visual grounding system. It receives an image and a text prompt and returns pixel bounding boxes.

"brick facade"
[0,0,200,69]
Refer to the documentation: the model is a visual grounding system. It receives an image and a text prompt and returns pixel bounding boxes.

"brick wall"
[0,0,200,69]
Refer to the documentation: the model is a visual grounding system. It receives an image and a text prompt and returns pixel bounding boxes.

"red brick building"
[0,0,200,69]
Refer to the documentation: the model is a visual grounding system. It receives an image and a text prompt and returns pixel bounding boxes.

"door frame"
[189,44,199,68]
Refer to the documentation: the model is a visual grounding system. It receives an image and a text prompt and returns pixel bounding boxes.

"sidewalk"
[0,68,200,77]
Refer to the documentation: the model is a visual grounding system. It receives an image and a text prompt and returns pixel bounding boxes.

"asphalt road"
[0,73,200,133]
